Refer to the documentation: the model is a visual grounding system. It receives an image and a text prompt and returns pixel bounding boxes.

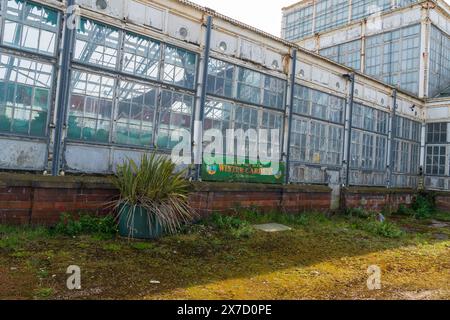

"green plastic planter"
[118,204,164,239]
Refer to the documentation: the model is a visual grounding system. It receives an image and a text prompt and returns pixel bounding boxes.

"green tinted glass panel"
[12,108,30,133]
[96,120,110,142]
[140,126,152,146]
[0,83,5,103]
[30,111,47,135]
[34,88,49,110]
[67,115,82,139]
[0,107,12,131]
[6,83,15,105]
[16,85,32,108]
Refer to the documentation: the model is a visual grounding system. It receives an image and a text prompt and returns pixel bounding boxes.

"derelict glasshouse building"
[0,0,450,221]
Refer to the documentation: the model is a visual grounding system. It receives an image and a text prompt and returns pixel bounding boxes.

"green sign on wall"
[201,158,285,185]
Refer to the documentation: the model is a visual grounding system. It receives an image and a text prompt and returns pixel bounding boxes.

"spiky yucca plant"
[112,153,197,237]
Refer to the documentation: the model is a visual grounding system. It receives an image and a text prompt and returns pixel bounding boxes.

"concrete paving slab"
[254,223,292,233]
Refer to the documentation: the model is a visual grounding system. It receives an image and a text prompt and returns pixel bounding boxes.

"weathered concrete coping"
[192,181,331,193]
[0,173,332,193]
[0,173,115,190]
[343,186,417,195]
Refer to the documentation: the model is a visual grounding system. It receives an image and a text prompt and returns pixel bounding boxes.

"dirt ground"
[0,214,449,300]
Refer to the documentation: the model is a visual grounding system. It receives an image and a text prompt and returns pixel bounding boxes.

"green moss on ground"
[0,212,449,300]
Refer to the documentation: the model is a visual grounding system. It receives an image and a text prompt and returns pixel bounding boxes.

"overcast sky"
[191,0,450,37]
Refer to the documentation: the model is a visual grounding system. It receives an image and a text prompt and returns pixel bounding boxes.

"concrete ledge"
[0,173,116,189]
[343,186,416,194]
[192,181,331,193]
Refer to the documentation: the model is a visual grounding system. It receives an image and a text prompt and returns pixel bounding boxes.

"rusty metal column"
[195,15,213,181]
[52,0,76,176]
[388,88,398,188]
[285,49,297,185]
[344,73,355,187]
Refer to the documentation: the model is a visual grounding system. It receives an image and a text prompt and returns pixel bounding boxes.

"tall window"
[233,105,259,161]
[74,18,120,70]
[427,123,447,144]
[263,76,285,110]
[352,103,388,134]
[122,32,160,80]
[328,126,343,165]
[163,45,197,89]
[156,90,194,149]
[237,68,262,105]
[320,40,361,70]
[2,0,58,56]
[350,131,362,168]
[351,0,391,21]
[283,6,313,41]
[426,146,446,176]
[361,133,374,169]
[365,24,421,95]
[290,117,308,162]
[0,53,53,137]
[429,26,450,97]
[115,81,157,147]
[374,136,387,171]
[68,71,115,143]
[292,84,344,124]
[207,58,234,98]
[309,121,327,164]
[261,110,283,155]
[315,0,348,33]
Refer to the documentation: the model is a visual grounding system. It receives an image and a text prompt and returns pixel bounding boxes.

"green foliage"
[53,213,117,237]
[112,153,197,236]
[237,207,330,226]
[363,220,405,238]
[34,287,54,299]
[131,242,155,251]
[341,208,404,238]
[207,213,254,239]
[411,193,436,219]
[344,207,376,219]
[0,225,49,251]
[102,243,123,252]
[396,204,416,217]
[351,218,405,238]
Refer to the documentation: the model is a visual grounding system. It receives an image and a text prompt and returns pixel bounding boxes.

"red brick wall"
[0,174,332,225]
[0,176,117,225]
[189,183,332,217]
[341,187,415,212]
[435,192,450,212]
[1,174,426,226]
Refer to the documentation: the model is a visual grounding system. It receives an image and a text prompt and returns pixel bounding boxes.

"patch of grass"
[201,210,331,239]
[238,209,313,226]
[396,204,416,217]
[34,287,54,299]
[205,213,254,239]
[411,193,436,220]
[0,211,449,300]
[0,225,50,251]
[433,211,450,222]
[53,213,117,237]
[131,242,155,251]
[103,243,123,252]
[37,268,49,279]
[10,250,32,258]
[352,219,405,238]
[344,207,377,219]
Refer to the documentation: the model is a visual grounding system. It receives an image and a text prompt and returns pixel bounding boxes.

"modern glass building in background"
[283,0,450,189]
[0,0,447,196]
